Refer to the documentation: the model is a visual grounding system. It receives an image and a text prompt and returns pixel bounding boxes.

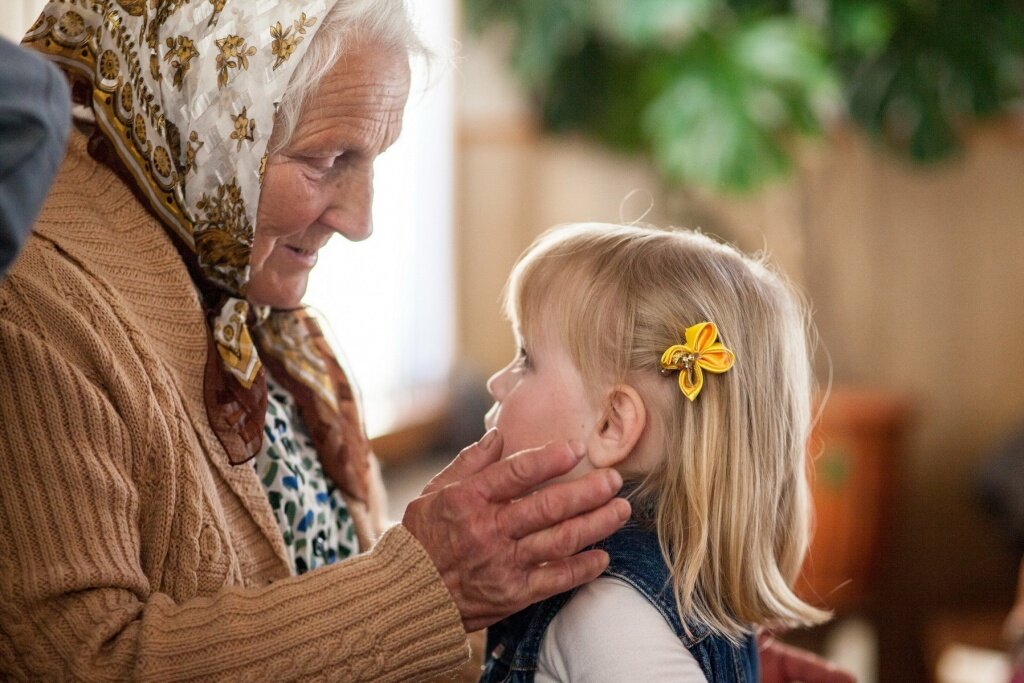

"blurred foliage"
[464,0,1024,193]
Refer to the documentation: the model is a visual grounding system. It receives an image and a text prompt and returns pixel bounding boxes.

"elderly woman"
[0,0,629,679]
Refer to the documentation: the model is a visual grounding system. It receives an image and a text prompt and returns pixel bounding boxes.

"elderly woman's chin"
[247,255,313,309]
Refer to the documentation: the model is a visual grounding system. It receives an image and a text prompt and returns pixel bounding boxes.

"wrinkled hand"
[402,429,631,632]
[759,632,856,683]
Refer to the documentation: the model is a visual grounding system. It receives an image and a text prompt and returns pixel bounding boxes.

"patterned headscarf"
[25,0,372,502]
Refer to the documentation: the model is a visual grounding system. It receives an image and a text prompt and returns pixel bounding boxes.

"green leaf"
[591,0,718,47]
[642,19,833,192]
[831,1,895,56]
[731,18,832,90]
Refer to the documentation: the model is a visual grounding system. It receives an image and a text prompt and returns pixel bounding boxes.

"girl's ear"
[588,384,646,469]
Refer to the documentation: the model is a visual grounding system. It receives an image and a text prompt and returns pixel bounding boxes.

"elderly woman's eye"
[302,153,345,172]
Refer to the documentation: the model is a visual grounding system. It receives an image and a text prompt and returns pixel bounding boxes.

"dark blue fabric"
[481,524,759,682]
[0,36,70,278]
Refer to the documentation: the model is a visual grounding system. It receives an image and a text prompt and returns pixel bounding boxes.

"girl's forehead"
[514,302,554,336]
[513,321,543,347]
[513,317,560,353]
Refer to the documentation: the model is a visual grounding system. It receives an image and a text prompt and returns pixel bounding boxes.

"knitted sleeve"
[0,262,468,681]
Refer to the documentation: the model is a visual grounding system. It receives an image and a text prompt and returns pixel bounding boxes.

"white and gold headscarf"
[25,0,372,501]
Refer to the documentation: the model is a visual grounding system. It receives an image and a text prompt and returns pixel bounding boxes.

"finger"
[473,440,583,502]
[421,429,503,495]
[499,468,623,539]
[516,496,631,566]
[523,549,610,603]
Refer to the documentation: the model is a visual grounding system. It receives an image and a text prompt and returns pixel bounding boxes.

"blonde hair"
[505,222,829,640]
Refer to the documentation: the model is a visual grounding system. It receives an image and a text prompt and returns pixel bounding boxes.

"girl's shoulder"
[482,525,759,682]
[593,524,762,682]
[596,524,701,637]
[536,576,708,683]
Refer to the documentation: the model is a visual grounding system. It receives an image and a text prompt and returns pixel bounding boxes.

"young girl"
[480,223,829,682]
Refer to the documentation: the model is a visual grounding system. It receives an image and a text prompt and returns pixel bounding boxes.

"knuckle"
[435,486,462,521]
[511,538,530,569]
[556,521,583,553]
[536,490,563,523]
[560,561,580,589]
[455,441,478,463]
[494,506,517,540]
[449,479,485,513]
[507,453,535,486]
[468,471,495,502]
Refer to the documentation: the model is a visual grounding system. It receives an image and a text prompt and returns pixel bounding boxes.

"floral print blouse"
[254,375,359,574]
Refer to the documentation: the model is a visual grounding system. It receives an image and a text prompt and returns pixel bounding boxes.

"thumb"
[421,428,503,495]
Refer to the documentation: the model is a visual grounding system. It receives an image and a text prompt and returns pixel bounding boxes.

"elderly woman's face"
[249,42,411,309]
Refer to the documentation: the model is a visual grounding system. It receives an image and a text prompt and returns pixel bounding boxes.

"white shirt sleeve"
[535,576,708,683]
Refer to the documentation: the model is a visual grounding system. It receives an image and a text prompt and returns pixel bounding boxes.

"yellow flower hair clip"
[659,322,736,401]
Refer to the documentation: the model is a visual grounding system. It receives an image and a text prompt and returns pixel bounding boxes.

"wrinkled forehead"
[284,44,411,154]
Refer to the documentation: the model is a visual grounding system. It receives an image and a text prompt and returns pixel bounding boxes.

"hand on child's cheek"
[540,452,598,488]
[484,337,604,490]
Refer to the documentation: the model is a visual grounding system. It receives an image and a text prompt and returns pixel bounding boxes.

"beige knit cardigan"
[0,132,469,681]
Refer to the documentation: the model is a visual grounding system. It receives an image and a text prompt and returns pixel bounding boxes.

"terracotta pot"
[796,388,913,614]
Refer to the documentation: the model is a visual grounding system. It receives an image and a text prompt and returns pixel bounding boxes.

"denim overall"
[480,524,759,682]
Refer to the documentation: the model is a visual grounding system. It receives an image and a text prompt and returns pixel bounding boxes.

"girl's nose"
[486,365,512,401]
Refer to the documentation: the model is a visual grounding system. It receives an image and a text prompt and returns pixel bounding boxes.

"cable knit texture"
[0,132,468,681]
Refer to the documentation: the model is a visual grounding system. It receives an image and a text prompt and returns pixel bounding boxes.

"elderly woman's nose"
[322,168,374,240]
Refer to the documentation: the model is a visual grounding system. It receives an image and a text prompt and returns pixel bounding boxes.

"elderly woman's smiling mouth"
[281,240,326,267]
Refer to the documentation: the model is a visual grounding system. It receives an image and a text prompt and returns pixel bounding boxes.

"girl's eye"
[514,346,531,370]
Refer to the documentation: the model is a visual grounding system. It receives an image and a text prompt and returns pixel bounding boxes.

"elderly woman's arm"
[0,167,472,680]
[0,299,467,680]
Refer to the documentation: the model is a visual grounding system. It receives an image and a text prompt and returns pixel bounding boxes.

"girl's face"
[485,329,602,483]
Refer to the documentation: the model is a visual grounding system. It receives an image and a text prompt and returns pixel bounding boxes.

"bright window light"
[304,0,455,438]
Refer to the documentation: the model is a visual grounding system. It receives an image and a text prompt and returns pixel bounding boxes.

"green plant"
[465,0,1024,193]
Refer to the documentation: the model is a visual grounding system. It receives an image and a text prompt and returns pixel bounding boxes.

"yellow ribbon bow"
[659,322,736,401]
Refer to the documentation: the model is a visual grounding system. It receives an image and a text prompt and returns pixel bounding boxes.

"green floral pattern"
[254,376,358,574]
